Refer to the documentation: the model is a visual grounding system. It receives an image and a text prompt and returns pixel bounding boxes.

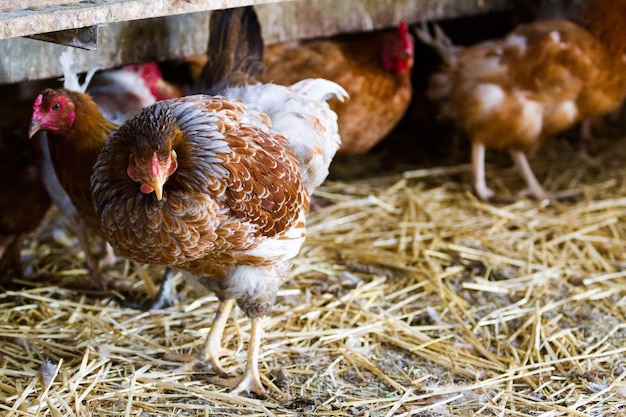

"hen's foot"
[172,343,236,376]
[474,184,495,201]
[516,186,552,201]
[207,370,265,396]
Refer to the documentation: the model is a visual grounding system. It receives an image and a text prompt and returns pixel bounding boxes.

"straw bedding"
[2,131,626,416]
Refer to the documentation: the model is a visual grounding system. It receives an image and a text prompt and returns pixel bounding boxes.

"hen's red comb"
[398,20,413,51]
[32,94,43,115]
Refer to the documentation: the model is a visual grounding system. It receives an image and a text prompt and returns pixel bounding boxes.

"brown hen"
[418,0,626,200]
[28,62,178,289]
[261,22,413,155]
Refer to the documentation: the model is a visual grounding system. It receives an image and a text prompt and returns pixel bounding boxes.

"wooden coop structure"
[0,0,525,85]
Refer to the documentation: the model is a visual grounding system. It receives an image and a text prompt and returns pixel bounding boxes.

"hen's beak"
[149,177,165,201]
[147,151,167,201]
[138,176,165,201]
[28,118,42,139]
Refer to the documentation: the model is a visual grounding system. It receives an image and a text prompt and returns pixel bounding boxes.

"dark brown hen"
[0,128,51,278]
[28,62,180,290]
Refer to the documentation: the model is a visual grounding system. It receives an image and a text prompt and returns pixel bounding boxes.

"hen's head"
[28,88,77,138]
[125,117,179,201]
[382,20,414,74]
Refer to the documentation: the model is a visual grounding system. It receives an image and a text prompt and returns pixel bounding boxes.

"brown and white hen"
[91,6,347,395]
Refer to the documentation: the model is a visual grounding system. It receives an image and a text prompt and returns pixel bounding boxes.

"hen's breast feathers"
[431,19,626,151]
[92,95,308,273]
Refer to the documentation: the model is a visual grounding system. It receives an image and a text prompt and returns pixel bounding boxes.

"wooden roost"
[0,0,518,85]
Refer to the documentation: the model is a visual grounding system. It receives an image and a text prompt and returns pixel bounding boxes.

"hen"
[29,57,177,288]
[89,62,181,124]
[261,22,413,155]
[418,0,626,200]
[0,120,51,279]
[91,6,347,395]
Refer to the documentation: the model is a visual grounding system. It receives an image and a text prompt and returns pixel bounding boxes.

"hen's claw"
[207,371,265,397]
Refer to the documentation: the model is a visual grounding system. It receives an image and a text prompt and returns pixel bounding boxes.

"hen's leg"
[509,150,550,200]
[147,267,179,310]
[99,242,119,268]
[175,299,236,375]
[72,217,109,290]
[201,299,236,374]
[231,315,265,395]
[209,315,266,396]
[577,119,601,166]
[472,141,495,201]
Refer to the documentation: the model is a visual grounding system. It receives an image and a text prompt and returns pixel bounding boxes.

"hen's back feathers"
[222,80,347,194]
[259,25,412,155]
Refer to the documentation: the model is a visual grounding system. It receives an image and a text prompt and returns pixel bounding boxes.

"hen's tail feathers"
[59,48,98,93]
[414,22,457,66]
[290,78,350,103]
[195,6,265,95]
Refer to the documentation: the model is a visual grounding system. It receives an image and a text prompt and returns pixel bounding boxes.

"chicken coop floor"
[2,120,626,416]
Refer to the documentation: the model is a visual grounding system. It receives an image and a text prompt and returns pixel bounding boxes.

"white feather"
[59,48,98,93]
[289,78,349,103]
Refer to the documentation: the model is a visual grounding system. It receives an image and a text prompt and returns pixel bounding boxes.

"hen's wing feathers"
[195,6,265,94]
[223,80,347,193]
[170,97,306,236]
[219,126,306,236]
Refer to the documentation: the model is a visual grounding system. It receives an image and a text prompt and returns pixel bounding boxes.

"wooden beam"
[0,0,518,84]
[0,0,286,40]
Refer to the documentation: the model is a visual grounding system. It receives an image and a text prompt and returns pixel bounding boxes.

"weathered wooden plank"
[0,0,518,84]
[0,0,286,40]
[0,0,81,13]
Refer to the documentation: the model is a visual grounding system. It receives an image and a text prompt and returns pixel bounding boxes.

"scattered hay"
[2,136,626,416]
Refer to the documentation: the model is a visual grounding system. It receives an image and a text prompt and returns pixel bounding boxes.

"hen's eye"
[51,102,61,112]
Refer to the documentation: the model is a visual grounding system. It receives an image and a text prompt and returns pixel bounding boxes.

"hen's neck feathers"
[58,90,118,146]
[46,90,118,228]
